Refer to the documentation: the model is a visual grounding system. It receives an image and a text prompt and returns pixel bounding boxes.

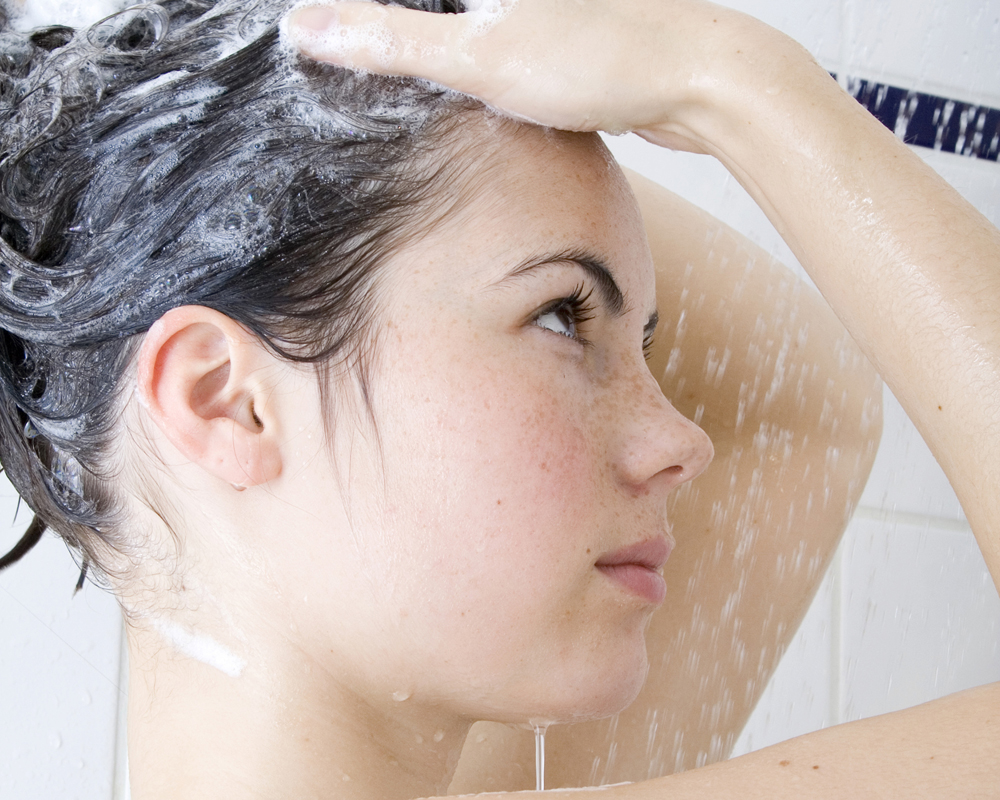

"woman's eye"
[536,307,578,339]
[533,286,595,344]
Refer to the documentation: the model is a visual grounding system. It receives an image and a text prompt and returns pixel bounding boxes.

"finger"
[286,3,473,88]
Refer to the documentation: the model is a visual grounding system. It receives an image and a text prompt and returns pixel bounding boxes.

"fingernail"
[289,6,339,34]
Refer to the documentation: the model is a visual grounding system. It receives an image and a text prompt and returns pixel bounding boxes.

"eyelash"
[642,332,655,362]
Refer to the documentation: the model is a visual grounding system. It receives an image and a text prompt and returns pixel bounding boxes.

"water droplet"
[433,730,444,743]
[392,690,410,702]
[49,733,62,750]
[534,724,548,791]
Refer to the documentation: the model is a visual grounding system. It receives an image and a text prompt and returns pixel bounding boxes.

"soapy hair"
[0,0,479,584]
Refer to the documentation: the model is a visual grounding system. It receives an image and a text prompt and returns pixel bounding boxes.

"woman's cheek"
[383,378,596,595]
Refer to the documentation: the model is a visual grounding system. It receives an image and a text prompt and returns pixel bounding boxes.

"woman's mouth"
[595,537,673,605]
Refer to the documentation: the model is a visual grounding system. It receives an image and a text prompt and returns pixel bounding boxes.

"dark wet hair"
[0,0,479,584]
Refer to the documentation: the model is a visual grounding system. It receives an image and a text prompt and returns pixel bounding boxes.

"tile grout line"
[853,505,971,533]
[837,0,851,96]
[832,0,849,723]
[829,543,843,727]
[112,619,130,800]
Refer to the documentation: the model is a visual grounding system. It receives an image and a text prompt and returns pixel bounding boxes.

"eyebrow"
[498,249,627,316]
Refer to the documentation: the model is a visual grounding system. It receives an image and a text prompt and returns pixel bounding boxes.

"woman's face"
[274,125,713,727]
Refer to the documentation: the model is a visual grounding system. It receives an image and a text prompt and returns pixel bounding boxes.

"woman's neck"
[125,620,471,800]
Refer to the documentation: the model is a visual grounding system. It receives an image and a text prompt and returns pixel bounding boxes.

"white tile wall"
[841,0,1000,107]
[732,513,1000,754]
[0,476,123,800]
[839,516,1000,720]
[3,0,1000,796]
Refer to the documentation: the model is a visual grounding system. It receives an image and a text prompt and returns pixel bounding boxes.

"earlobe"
[137,306,282,488]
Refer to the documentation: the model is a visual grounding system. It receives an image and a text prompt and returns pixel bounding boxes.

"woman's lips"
[595,537,673,605]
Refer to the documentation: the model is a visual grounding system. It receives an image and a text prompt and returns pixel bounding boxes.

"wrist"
[635,11,825,161]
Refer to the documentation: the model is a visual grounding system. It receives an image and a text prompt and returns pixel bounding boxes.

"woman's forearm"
[539,682,1000,800]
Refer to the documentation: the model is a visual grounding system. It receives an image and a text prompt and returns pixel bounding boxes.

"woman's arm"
[448,172,881,791]
[558,682,1000,800]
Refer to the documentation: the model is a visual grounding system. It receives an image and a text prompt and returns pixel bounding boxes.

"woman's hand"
[285,0,802,151]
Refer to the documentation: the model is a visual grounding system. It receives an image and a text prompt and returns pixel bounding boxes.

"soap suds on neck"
[152,617,247,678]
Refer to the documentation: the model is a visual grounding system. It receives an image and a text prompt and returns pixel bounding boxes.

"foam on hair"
[0,0,477,583]
[2,0,132,33]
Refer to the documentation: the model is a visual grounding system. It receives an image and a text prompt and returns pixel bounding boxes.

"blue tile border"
[835,75,1000,161]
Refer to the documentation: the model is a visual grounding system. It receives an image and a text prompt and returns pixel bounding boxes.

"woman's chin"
[571,632,653,720]
[499,647,651,727]
[569,666,649,723]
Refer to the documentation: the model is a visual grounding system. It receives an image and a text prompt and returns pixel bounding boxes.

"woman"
[0,1,985,797]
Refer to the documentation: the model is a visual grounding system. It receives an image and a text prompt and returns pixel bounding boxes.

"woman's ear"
[137,305,282,488]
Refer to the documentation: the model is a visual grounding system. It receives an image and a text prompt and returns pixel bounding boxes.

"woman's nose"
[613,376,714,492]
